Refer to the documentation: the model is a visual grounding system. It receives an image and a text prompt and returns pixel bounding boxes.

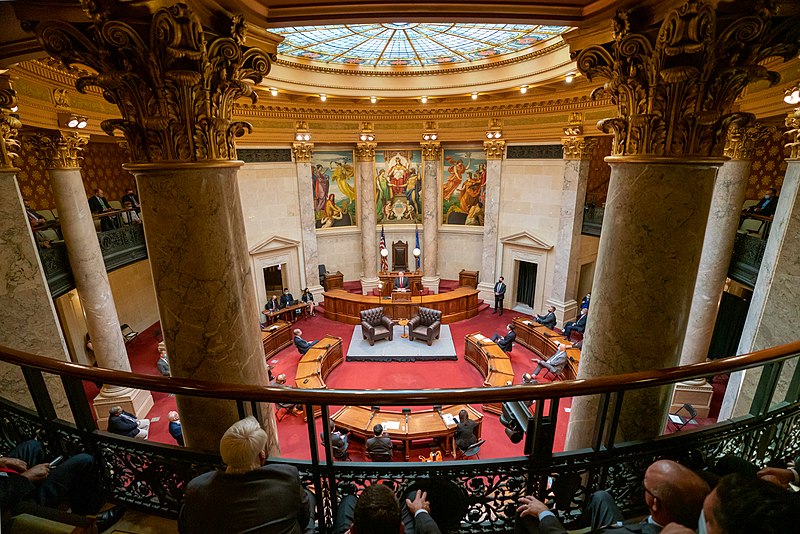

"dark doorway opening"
[516,261,537,308]
[263,265,284,296]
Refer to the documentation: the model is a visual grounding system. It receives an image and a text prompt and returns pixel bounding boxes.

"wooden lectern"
[392,290,412,302]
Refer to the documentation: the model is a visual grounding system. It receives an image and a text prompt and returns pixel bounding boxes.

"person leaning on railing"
[334,484,441,534]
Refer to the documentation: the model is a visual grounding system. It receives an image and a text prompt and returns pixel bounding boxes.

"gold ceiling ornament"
[723,119,768,161]
[420,141,441,161]
[575,0,800,158]
[52,88,71,110]
[355,141,377,161]
[483,139,505,160]
[292,142,313,162]
[0,76,22,170]
[564,111,583,136]
[31,130,89,169]
[561,136,598,160]
[35,2,274,164]
[786,108,800,160]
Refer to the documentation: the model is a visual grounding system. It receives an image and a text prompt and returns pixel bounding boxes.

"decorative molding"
[575,1,800,158]
[292,142,313,162]
[561,136,598,160]
[724,122,769,161]
[249,235,301,255]
[483,140,505,160]
[506,145,564,159]
[36,3,274,164]
[52,88,70,110]
[0,76,21,169]
[237,148,293,163]
[500,231,553,250]
[786,108,800,160]
[31,130,88,169]
[564,111,583,136]
[420,141,441,161]
[355,141,377,161]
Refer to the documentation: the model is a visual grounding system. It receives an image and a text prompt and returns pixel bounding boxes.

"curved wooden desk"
[295,335,344,389]
[464,333,514,415]
[511,317,581,380]
[322,287,479,325]
[331,404,483,460]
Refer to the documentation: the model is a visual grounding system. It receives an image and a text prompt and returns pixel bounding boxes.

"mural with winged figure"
[442,149,486,226]
[311,150,357,229]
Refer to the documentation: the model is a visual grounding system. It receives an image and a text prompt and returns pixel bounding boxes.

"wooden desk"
[261,321,292,359]
[324,271,344,291]
[459,269,479,289]
[331,404,483,460]
[264,302,308,324]
[322,287,479,325]
[512,317,581,380]
[464,333,515,414]
[294,335,344,390]
[379,272,422,297]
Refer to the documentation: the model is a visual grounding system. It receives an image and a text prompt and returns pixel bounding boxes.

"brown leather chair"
[408,307,442,346]
[360,307,394,345]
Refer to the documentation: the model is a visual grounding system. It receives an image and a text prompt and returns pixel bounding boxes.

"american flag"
[379,225,388,272]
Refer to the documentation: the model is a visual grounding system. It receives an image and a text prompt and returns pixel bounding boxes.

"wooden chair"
[392,240,408,272]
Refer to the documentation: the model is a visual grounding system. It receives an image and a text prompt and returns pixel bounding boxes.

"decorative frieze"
[292,142,313,162]
[0,76,21,169]
[561,136,598,160]
[576,0,800,158]
[36,3,273,164]
[483,140,505,160]
[31,131,88,169]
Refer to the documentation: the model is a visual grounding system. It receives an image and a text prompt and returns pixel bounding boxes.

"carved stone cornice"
[724,122,768,161]
[575,1,800,158]
[786,108,800,160]
[420,141,441,161]
[292,142,313,162]
[0,76,22,170]
[483,140,505,160]
[31,131,89,169]
[36,3,274,164]
[561,136,598,160]
[355,142,377,162]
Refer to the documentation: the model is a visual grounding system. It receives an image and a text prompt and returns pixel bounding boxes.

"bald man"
[514,460,709,534]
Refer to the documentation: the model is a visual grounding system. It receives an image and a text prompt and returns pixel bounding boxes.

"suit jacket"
[169,421,184,446]
[294,336,314,355]
[534,513,660,534]
[107,411,139,437]
[121,193,140,210]
[266,299,280,312]
[413,511,443,534]
[546,351,569,374]
[754,196,778,216]
[366,435,393,456]
[496,330,516,352]
[281,293,295,308]
[320,430,347,455]
[454,419,478,451]
[494,282,506,296]
[88,195,112,214]
[535,312,557,329]
[181,464,311,534]
[394,276,410,289]
[575,313,587,330]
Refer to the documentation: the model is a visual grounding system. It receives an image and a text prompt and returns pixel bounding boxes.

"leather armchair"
[360,307,394,346]
[408,307,442,346]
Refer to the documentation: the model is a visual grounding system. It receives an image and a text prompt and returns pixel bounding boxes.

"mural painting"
[375,149,423,224]
[442,149,487,226]
[311,150,357,229]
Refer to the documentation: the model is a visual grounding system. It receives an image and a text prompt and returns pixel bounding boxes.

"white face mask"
[697,509,708,534]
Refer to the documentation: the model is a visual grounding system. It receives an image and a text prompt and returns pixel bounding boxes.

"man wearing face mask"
[745,188,778,217]
[280,288,295,309]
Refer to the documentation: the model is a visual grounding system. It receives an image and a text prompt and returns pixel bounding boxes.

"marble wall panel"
[316,231,363,281]
[238,162,303,248]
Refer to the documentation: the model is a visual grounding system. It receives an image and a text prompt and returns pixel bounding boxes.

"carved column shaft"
[477,140,505,304]
[357,142,379,293]
[421,141,440,293]
[293,143,323,299]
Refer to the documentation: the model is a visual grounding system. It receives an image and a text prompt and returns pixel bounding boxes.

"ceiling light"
[319,94,327,102]
[421,96,428,104]
[520,86,528,94]
[295,133,311,141]
[359,133,375,142]
[471,92,478,100]
[784,84,800,105]
[270,88,278,97]
[370,96,377,103]
[58,112,88,129]
[422,132,438,141]
[76,119,87,129]
[10,105,18,112]
[565,73,575,83]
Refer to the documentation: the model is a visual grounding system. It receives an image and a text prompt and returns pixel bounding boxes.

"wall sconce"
[784,83,800,105]
[295,132,311,141]
[565,73,575,83]
[486,130,502,139]
[370,96,377,104]
[58,112,88,129]
[422,132,438,141]
[359,133,375,142]
[319,94,327,102]
[420,96,428,104]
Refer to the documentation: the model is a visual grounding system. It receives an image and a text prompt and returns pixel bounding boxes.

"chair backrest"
[109,200,123,210]
[417,307,442,326]
[318,264,327,277]
[368,450,392,462]
[39,209,56,221]
[359,307,385,326]
[391,240,408,271]
[461,439,485,457]
[683,403,697,418]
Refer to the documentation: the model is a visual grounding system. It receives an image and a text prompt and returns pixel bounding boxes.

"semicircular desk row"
[321,287,480,325]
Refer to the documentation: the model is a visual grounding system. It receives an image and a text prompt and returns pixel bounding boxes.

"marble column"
[357,142,380,294]
[719,118,800,419]
[420,141,441,293]
[293,142,324,301]
[546,136,597,327]
[564,159,720,449]
[31,132,153,425]
[476,140,505,305]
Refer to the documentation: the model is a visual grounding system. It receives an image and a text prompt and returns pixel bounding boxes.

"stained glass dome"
[271,23,570,67]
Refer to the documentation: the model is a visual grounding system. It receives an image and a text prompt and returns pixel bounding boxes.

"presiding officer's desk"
[322,287,479,325]
[464,333,514,415]
[331,404,483,460]
[511,317,581,380]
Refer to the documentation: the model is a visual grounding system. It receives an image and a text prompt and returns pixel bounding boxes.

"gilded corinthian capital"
[31,131,89,169]
[36,3,273,164]
[561,137,598,160]
[0,77,21,170]
[292,142,313,162]
[483,140,505,160]
[786,109,800,160]
[724,122,768,161]
[356,142,377,162]
[575,1,800,158]
[420,141,441,161]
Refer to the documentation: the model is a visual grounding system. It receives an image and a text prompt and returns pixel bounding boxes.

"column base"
[477,282,497,308]
[360,276,380,295]
[93,386,154,430]
[546,298,579,329]
[421,275,440,294]
[307,284,325,303]
[670,380,713,419]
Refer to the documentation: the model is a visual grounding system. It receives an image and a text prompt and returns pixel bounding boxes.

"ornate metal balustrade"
[728,231,767,288]
[581,204,604,237]
[0,342,798,532]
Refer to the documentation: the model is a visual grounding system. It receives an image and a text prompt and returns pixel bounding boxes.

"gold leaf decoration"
[31,131,89,169]
[483,140,505,160]
[0,78,22,169]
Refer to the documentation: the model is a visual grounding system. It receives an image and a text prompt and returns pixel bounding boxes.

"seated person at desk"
[394,271,410,291]
[262,296,280,323]
[563,308,587,340]
[744,188,778,217]
[454,409,478,452]
[320,419,349,457]
[88,188,119,231]
[293,329,317,356]
[280,287,295,308]
[491,324,516,352]
[531,344,569,379]
[534,306,557,330]
[121,201,142,225]
[366,424,393,459]
[302,287,316,317]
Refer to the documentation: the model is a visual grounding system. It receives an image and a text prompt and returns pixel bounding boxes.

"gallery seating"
[360,307,394,345]
[408,307,442,346]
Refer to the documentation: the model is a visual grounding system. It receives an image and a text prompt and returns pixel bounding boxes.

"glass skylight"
[271,23,570,67]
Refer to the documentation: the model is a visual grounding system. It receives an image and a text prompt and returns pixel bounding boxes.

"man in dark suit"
[121,188,140,214]
[454,409,478,452]
[280,288,295,308]
[394,271,410,291]
[294,329,317,356]
[563,308,587,340]
[168,411,184,446]
[514,460,709,534]
[107,406,150,439]
[366,424,393,460]
[534,306,557,330]
[746,188,778,217]
[493,276,506,315]
[181,417,314,534]
[320,419,348,459]
[334,483,441,534]
[492,324,516,353]
[88,188,118,231]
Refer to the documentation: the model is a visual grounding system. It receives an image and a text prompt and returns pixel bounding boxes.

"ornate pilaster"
[483,140,505,160]
[0,76,21,171]
[420,141,441,161]
[477,134,505,304]
[421,140,441,292]
[561,137,598,161]
[292,142,313,163]
[566,0,800,450]
[786,108,800,160]
[293,141,323,299]
[357,141,379,292]
[355,141,377,162]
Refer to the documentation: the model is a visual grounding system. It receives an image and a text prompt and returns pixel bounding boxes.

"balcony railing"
[1,340,799,532]
[581,204,604,237]
[728,231,768,288]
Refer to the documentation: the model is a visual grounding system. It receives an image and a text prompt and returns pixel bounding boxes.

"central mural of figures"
[376,149,423,224]
[442,149,487,226]
[312,150,357,229]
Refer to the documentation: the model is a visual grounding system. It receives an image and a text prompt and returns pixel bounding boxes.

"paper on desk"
[523,320,532,326]
[382,421,401,430]
[442,414,457,426]
[473,334,487,341]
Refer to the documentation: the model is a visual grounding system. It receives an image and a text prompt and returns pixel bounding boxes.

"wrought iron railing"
[728,231,768,288]
[581,204,604,237]
[0,341,799,532]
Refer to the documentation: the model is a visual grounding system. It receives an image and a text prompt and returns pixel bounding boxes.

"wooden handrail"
[1,340,799,406]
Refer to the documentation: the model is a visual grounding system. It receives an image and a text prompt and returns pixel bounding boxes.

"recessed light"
[565,73,575,83]
[270,88,278,96]
[370,96,377,104]
[471,92,478,100]
[67,118,79,128]
[520,86,528,94]
[76,119,87,129]
[319,94,327,102]
[10,105,18,112]
[421,96,428,104]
